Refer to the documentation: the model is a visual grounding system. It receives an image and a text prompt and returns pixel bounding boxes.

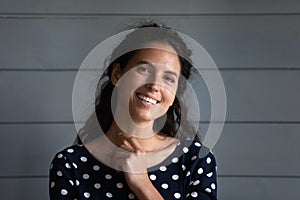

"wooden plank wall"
[0,0,300,199]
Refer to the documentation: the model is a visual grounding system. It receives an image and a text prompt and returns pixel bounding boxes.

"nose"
[145,72,162,92]
[145,82,160,92]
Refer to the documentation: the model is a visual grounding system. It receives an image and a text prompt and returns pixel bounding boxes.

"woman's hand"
[111,132,164,200]
[114,132,148,189]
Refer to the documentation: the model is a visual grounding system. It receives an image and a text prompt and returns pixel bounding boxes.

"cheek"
[118,73,146,94]
[163,89,176,105]
[129,68,148,84]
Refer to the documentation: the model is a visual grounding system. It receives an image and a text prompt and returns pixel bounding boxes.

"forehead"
[126,48,181,73]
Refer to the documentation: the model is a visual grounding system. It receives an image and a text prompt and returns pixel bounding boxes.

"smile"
[137,94,159,105]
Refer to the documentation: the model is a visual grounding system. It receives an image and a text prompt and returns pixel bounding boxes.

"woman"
[49,22,217,199]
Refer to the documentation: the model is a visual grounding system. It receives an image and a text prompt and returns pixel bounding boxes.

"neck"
[109,120,156,138]
[106,121,171,152]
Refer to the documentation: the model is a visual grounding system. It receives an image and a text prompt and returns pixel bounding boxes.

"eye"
[164,75,175,84]
[136,65,151,74]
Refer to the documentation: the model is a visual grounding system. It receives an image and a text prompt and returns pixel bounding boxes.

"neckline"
[79,139,191,173]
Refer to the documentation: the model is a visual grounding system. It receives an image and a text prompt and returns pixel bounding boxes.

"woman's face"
[111,46,181,127]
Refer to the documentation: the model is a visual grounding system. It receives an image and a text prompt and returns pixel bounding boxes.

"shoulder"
[50,144,92,166]
[179,140,216,158]
[53,144,86,157]
[178,140,217,199]
[179,139,217,170]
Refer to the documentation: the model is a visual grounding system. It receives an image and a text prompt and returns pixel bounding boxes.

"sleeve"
[186,152,217,200]
[49,152,78,199]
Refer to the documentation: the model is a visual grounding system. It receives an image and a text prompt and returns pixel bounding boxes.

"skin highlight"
[96,46,183,200]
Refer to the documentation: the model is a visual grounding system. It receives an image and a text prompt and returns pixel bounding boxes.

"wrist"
[128,174,152,191]
[133,180,163,200]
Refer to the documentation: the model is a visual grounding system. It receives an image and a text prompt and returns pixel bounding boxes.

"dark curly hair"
[95,22,193,138]
[76,21,196,144]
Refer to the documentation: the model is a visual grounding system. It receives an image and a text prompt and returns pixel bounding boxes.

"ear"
[111,63,122,86]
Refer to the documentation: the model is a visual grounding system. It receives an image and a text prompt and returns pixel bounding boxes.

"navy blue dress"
[49,140,217,199]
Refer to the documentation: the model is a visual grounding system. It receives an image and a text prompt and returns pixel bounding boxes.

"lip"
[136,92,161,105]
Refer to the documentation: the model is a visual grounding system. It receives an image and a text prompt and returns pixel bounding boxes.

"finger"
[117,133,134,150]
[111,150,130,171]
[118,132,144,153]
[120,144,134,152]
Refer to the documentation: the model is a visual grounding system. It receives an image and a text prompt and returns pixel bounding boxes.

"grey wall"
[1,0,300,199]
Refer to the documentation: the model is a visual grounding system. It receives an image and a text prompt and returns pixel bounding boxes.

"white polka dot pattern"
[191,155,197,161]
[159,166,167,172]
[84,192,90,198]
[57,171,63,176]
[205,188,212,193]
[207,172,213,178]
[128,193,135,199]
[161,183,168,189]
[191,191,198,197]
[116,183,123,188]
[61,189,67,195]
[206,157,212,164]
[183,147,189,153]
[182,165,186,171]
[149,174,156,181]
[105,174,112,179]
[69,180,74,186]
[65,163,71,169]
[172,157,179,163]
[193,180,200,186]
[172,174,179,180]
[211,183,216,190]
[194,142,201,147]
[106,192,113,198]
[198,167,203,174]
[80,156,87,162]
[67,148,74,153]
[174,192,181,199]
[72,163,77,169]
[186,171,191,176]
[83,174,89,179]
[93,165,100,171]
[94,183,101,189]
[49,141,217,199]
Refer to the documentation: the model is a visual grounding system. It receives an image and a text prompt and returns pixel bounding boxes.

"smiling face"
[111,46,181,127]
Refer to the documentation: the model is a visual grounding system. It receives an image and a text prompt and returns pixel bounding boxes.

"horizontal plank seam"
[218,175,300,179]
[1,175,300,179]
[0,175,48,179]
[1,68,300,72]
[1,121,300,125]
[0,13,300,19]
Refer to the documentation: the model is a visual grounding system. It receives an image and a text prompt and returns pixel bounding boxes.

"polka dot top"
[49,140,217,199]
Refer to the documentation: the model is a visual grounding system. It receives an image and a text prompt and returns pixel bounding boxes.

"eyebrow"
[137,60,179,78]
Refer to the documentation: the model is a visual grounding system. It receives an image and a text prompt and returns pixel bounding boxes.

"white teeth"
[138,94,158,105]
